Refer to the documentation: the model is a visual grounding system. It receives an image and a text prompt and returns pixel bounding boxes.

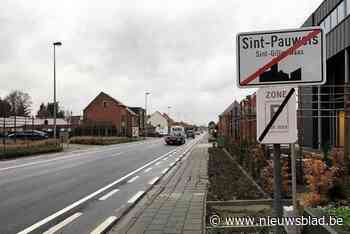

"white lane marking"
[90,216,117,234]
[162,157,168,161]
[0,151,123,173]
[127,191,145,204]
[162,168,169,174]
[148,177,159,185]
[0,139,161,172]
[43,212,82,234]
[98,189,120,201]
[144,167,152,173]
[155,162,161,166]
[127,176,139,183]
[169,162,175,167]
[17,148,177,234]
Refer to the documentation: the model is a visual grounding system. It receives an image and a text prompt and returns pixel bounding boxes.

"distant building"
[83,92,137,137]
[0,116,69,134]
[240,94,256,144]
[129,107,146,136]
[69,116,83,127]
[148,111,169,135]
[217,101,240,142]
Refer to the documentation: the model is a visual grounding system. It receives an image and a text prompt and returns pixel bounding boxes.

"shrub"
[69,136,140,145]
[303,193,323,207]
[0,140,62,159]
[326,207,350,232]
[260,160,289,196]
[303,154,347,207]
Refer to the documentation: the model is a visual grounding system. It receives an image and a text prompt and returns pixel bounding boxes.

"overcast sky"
[0,0,323,125]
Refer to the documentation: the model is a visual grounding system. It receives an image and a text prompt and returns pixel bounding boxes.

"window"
[103,101,107,108]
[325,16,331,33]
[331,8,338,29]
[347,0,350,15]
[338,1,345,22]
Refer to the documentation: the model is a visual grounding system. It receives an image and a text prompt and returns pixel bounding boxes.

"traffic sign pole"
[273,143,283,234]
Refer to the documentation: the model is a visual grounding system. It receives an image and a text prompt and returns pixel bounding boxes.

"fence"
[217,84,350,150]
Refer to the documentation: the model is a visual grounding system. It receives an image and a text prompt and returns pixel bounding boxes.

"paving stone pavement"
[121,143,209,234]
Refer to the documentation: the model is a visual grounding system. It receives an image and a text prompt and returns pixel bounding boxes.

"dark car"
[8,131,48,140]
[186,130,195,139]
[165,134,185,145]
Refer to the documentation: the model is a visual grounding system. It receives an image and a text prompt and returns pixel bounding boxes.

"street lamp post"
[167,106,172,134]
[53,41,62,139]
[167,106,171,116]
[145,92,150,138]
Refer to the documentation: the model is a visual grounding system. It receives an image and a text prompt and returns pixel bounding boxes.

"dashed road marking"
[90,216,117,234]
[163,157,168,161]
[127,191,144,204]
[43,212,82,234]
[127,176,139,183]
[17,148,177,234]
[144,167,152,173]
[148,177,160,185]
[98,189,120,201]
[169,162,175,167]
[155,162,161,166]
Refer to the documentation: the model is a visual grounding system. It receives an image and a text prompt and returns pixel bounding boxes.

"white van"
[165,125,186,145]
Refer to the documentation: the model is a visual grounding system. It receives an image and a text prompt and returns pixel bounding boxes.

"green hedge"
[69,136,141,145]
[0,143,63,159]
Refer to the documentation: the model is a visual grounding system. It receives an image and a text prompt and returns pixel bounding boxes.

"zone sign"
[257,87,297,144]
[236,27,326,88]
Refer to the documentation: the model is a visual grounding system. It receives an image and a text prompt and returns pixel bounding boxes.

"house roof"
[84,91,136,115]
[162,113,175,123]
[220,100,240,116]
[0,116,69,128]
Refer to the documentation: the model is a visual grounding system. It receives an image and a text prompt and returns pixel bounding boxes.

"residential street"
[0,137,201,234]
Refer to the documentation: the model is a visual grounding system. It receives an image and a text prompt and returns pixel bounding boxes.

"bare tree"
[0,98,11,117]
[5,90,32,116]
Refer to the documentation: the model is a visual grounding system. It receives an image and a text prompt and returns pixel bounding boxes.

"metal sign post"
[272,143,283,234]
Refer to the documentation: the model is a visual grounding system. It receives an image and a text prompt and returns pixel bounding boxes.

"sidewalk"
[114,142,209,234]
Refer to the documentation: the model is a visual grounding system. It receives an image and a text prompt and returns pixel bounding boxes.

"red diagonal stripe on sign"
[240,29,321,86]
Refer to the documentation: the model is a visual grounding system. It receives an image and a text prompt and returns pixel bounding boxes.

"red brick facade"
[240,94,256,143]
[83,92,137,137]
[217,94,256,144]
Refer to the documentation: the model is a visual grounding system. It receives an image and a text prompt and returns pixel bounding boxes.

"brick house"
[217,101,240,142]
[83,92,137,137]
[240,94,256,144]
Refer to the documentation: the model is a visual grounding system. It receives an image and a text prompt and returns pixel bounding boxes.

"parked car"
[165,126,186,145]
[186,129,195,139]
[7,131,49,140]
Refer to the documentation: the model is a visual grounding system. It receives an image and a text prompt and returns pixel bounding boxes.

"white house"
[147,111,169,135]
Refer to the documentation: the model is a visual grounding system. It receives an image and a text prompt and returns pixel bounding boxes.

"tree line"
[0,90,69,119]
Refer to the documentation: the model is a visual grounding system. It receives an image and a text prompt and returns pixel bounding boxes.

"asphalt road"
[0,137,201,234]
